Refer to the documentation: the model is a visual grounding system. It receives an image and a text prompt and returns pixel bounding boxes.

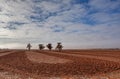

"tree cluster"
[26,42,63,52]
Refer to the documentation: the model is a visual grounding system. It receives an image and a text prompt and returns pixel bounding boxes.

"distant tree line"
[26,42,63,52]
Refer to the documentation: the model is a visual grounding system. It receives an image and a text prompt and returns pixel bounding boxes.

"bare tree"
[46,43,53,51]
[56,42,63,52]
[39,44,45,50]
[26,43,32,51]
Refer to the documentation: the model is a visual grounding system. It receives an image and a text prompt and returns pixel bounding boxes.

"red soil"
[0,49,119,79]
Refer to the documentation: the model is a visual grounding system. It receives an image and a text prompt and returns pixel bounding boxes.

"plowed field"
[0,49,120,79]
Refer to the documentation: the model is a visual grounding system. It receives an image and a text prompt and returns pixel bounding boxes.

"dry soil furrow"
[0,50,120,79]
[36,51,120,71]
[0,51,16,57]
[44,51,120,64]
[61,50,120,59]
[0,50,12,53]
[26,51,71,64]
[39,51,120,79]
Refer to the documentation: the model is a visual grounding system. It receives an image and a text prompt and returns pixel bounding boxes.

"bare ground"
[26,51,71,64]
[0,51,15,57]
[0,49,120,79]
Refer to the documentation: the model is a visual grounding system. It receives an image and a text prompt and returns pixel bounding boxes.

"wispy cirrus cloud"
[0,0,120,49]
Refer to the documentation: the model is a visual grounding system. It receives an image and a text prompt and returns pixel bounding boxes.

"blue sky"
[0,0,120,49]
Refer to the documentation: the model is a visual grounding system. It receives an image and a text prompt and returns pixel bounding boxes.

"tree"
[26,43,32,51]
[56,42,63,52]
[39,44,45,50]
[46,43,53,51]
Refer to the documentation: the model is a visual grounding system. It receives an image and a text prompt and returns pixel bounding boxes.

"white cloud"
[0,0,120,49]
[89,0,120,11]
